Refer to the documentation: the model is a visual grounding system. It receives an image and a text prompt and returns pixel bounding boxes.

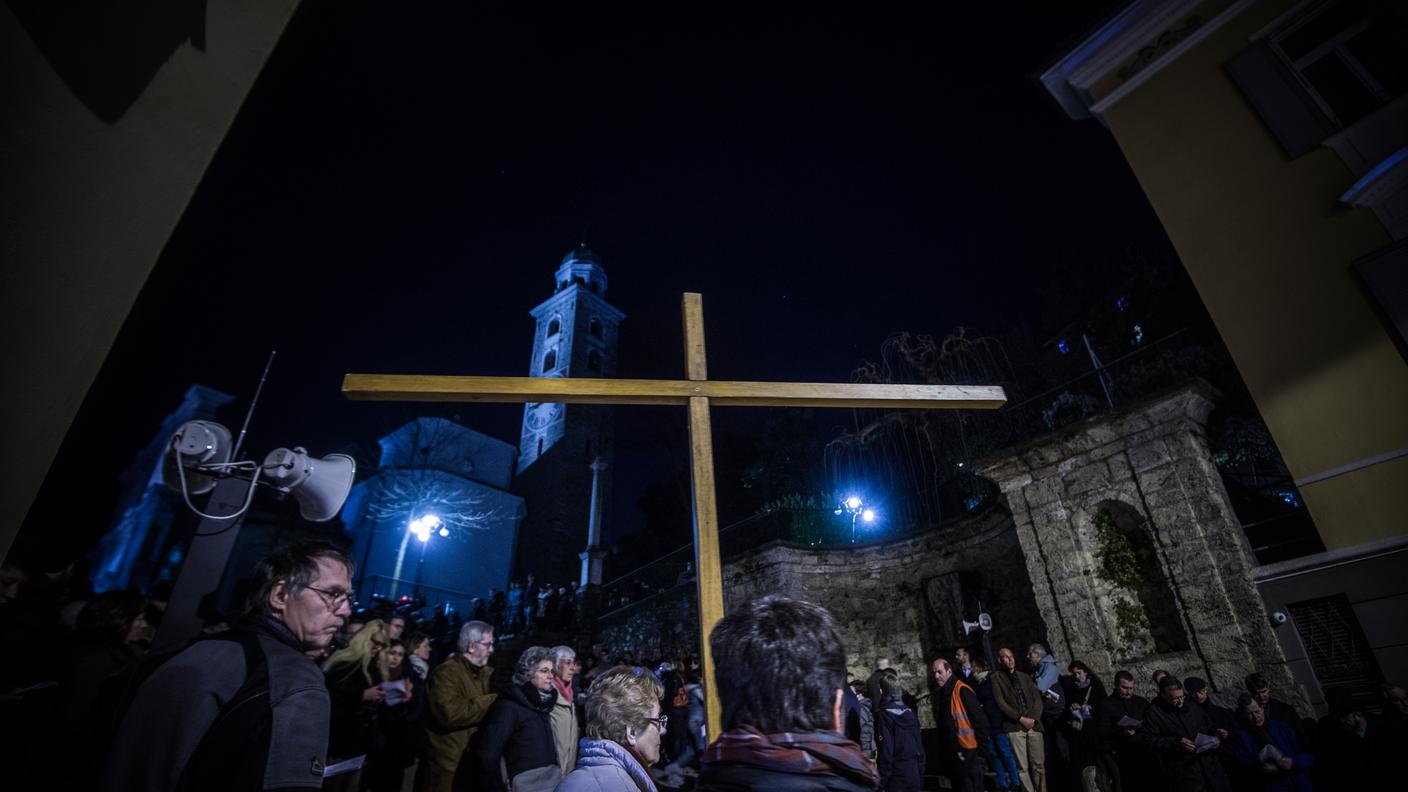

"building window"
[547,317,561,337]
[589,317,603,339]
[588,350,601,371]
[543,348,557,371]
[1269,0,1407,127]
[1227,0,1407,156]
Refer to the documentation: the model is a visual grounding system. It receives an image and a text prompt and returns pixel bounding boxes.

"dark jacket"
[468,680,558,792]
[1230,719,1312,792]
[698,728,879,792]
[1139,697,1232,792]
[1062,676,1110,754]
[973,673,1006,737]
[876,695,924,792]
[99,616,331,792]
[935,678,990,756]
[990,667,1044,734]
[323,658,380,758]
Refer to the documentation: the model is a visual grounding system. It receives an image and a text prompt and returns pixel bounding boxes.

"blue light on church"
[1132,324,1144,344]
[1057,338,1071,355]
[1116,295,1129,312]
[1277,490,1303,508]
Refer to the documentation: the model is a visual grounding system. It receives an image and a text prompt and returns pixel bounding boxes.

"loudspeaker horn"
[162,420,233,495]
[262,447,356,522]
[961,612,994,635]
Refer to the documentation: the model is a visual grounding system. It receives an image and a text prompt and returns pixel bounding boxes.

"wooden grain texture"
[342,373,1007,409]
[682,294,724,740]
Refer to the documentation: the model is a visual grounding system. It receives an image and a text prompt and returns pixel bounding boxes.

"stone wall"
[979,381,1303,710]
[594,503,1040,728]
[591,380,1304,718]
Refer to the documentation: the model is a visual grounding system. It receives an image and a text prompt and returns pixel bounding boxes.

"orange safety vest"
[950,678,978,750]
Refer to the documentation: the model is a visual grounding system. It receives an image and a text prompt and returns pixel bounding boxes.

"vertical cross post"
[682,293,725,739]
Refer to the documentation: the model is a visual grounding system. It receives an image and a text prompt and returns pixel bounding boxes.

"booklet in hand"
[1194,733,1220,753]
[1116,715,1141,728]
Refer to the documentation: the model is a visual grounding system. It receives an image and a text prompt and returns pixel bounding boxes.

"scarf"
[553,675,574,704]
[702,724,880,787]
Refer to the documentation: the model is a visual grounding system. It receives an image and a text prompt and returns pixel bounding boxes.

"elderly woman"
[472,645,561,792]
[550,645,581,776]
[557,665,663,792]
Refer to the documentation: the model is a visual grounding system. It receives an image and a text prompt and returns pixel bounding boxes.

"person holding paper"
[1229,694,1312,792]
[1139,676,1232,792]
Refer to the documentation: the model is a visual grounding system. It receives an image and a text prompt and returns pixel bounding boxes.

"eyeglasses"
[305,585,352,609]
[644,714,668,731]
[474,639,495,648]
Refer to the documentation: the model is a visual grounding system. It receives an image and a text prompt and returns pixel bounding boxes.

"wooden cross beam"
[343,292,1006,738]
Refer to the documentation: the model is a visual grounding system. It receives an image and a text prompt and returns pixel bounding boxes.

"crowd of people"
[853,643,1406,792]
[2,544,1405,792]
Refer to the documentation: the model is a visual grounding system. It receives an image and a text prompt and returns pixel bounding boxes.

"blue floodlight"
[861,509,876,523]
[845,496,862,510]
[1057,338,1070,355]
[438,526,450,537]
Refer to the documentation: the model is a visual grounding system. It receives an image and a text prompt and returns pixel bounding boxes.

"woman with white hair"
[556,665,663,792]
[550,645,581,776]
[471,645,561,791]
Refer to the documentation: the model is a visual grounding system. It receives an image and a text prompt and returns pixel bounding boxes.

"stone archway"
[978,381,1302,706]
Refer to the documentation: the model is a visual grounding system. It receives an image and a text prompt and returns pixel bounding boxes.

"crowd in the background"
[850,642,1406,792]
[2,546,1405,792]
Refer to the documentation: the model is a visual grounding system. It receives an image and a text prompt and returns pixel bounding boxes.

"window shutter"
[1225,40,1337,158]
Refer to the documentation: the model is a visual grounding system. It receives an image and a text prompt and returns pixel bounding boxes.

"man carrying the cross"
[696,595,879,792]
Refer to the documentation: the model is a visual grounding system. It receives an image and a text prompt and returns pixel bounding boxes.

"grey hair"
[244,542,354,618]
[551,645,576,666]
[585,665,664,744]
[1027,643,1047,659]
[455,620,493,654]
[514,645,556,685]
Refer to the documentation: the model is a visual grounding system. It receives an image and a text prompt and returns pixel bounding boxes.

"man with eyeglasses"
[420,619,497,792]
[100,542,355,792]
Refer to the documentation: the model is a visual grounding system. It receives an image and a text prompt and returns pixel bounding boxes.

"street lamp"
[836,495,877,543]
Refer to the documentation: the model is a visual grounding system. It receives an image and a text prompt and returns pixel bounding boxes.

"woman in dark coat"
[1063,660,1121,792]
[321,618,390,760]
[469,645,560,792]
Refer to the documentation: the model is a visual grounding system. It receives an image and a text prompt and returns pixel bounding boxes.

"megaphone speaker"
[962,619,981,635]
[262,448,356,522]
[162,420,233,495]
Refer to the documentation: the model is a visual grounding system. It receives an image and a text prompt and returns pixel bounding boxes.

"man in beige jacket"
[420,620,497,792]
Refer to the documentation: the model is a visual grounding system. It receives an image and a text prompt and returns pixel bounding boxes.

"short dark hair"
[1236,692,1257,712]
[1245,673,1269,692]
[710,595,846,733]
[1159,675,1185,694]
[244,541,353,618]
[881,673,906,698]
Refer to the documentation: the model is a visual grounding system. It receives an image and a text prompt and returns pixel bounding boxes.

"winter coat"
[1230,719,1312,792]
[422,655,496,792]
[323,658,381,758]
[1031,655,1060,695]
[991,667,1044,734]
[1138,697,1233,792]
[471,680,561,792]
[876,696,924,792]
[555,738,658,792]
[551,685,580,777]
[1061,676,1111,754]
[973,672,1006,737]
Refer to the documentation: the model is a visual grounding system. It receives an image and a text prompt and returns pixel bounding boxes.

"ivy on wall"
[1093,507,1153,656]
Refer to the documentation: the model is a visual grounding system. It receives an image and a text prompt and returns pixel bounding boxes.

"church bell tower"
[511,245,624,584]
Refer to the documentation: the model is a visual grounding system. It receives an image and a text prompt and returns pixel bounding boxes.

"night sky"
[22,1,1185,563]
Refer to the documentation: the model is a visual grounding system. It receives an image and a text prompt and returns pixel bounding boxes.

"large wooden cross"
[343,293,1005,737]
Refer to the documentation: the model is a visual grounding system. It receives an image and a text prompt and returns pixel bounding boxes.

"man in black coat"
[931,659,988,792]
[1138,676,1231,792]
[1244,673,1306,737]
[1100,671,1152,792]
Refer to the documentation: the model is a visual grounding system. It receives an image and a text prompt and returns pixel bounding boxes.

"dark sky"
[24,1,1183,561]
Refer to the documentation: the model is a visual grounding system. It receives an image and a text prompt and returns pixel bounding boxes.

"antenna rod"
[232,350,277,462]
